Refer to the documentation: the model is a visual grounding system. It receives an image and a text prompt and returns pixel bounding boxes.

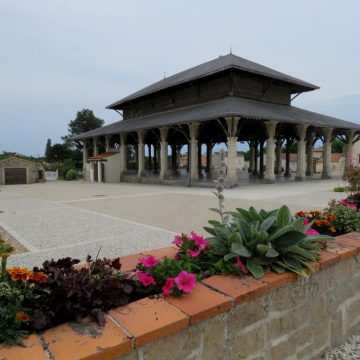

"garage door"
[4,168,27,185]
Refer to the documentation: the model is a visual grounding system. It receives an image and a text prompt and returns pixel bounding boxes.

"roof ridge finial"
[163,72,166,79]
[230,44,233,54]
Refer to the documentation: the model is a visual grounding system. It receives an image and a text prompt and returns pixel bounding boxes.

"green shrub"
[65,169,77,181]
[204,205,332,278]
[326,200,360,234]
[333,186,346,192]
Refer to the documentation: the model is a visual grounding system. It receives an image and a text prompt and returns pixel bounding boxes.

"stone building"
[71,53,360,186]
[0,156,44,185]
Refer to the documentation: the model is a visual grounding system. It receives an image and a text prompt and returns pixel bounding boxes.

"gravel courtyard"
[0,178,345,268]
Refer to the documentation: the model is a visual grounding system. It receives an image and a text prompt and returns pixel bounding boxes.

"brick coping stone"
[1,232,360,359]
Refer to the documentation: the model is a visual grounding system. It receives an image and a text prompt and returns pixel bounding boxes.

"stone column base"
[295,176,306,181]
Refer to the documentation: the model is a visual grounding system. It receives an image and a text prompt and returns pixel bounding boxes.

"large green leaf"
[228,232,242,246]
[247,258,264,279]
[288,246,316,262]
[274,260,308,277]
[203,226,217,236]
[231,242,252,257]
[259,209,269,220]
[208,220,222,226]
[235,208,252,222]
[259,215,276,232]
[276,205,291,228]
[214,225,230,239]
[268,224,297,242]
[256,244,269,256]
[249,207,262,222]
[291,217,306,232]
[266,247,279,258]
[270,263,286,274]
[274,231,306,251]
[223,253,238,262]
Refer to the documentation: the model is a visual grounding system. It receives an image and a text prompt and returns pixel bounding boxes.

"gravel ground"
[0,197,174,268]
[0,225,28,254]
[321,330,360,359]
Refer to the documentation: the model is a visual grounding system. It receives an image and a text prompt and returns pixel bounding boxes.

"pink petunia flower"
[136,270,156,287]
[339,200,357,210]
[162,277,175,295]
[186,248,201,257]
[172,235,184,246]
[190,231,210,250]
[303,218,310,225]
[235,257,248,274]
[140,255,159,268]
[174,271,196,293]
[306,228,319,236]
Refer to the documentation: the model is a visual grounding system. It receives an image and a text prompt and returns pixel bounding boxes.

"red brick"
[43,316,131,360]
[109,297,189,346]
[202,275,268,304]
[164,282,232,324]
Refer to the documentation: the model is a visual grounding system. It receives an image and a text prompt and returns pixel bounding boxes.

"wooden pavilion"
[71,53,360,186]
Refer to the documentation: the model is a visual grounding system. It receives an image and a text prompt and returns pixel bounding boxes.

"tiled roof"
[71,97,360,141]
[107,53,318,109]
[88,152,118,161]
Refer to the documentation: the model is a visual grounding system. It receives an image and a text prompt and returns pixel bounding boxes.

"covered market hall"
[71,53,360,187]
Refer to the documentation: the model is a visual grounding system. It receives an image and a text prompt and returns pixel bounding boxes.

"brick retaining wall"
[2,232,360,359]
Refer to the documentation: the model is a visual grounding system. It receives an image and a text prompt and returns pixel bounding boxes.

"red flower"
[139,255,159,268]
[162,277,175,295]
[136,270,156,287]
[174,271,196,293]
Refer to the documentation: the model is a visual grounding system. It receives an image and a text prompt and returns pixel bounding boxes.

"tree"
[51,143,71,162]
[63,109,104,149]
[45,139,52,161]
[331,139,344,153]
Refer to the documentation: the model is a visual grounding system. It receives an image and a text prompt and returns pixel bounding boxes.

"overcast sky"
[1,0,360,156]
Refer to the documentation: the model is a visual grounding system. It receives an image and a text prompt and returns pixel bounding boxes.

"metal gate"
[4,168,27,184]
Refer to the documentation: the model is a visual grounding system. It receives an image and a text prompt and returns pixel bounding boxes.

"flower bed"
[1,232,360,360]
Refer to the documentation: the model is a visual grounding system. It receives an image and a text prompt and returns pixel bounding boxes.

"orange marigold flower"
[15,311,29,322]
[296,211,306,217]
[330,227,336,233]
[29,271,47,283]
[314,219,322,226]
[1,253,10,259]
[321,220,330,226]
[7,267,32,282]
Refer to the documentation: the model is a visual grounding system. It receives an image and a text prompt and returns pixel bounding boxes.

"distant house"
[315,153,344,176]
[0,156,44,185]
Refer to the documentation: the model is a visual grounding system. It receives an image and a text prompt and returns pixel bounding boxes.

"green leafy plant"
[205,205,332,278]
[333,186,346,192]
[65,169,78,181]
[0,282,30,345]
[326,200,360,234]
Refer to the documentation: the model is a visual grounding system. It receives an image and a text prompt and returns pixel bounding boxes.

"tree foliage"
[45,139,52,161]
[63,109,104,149]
